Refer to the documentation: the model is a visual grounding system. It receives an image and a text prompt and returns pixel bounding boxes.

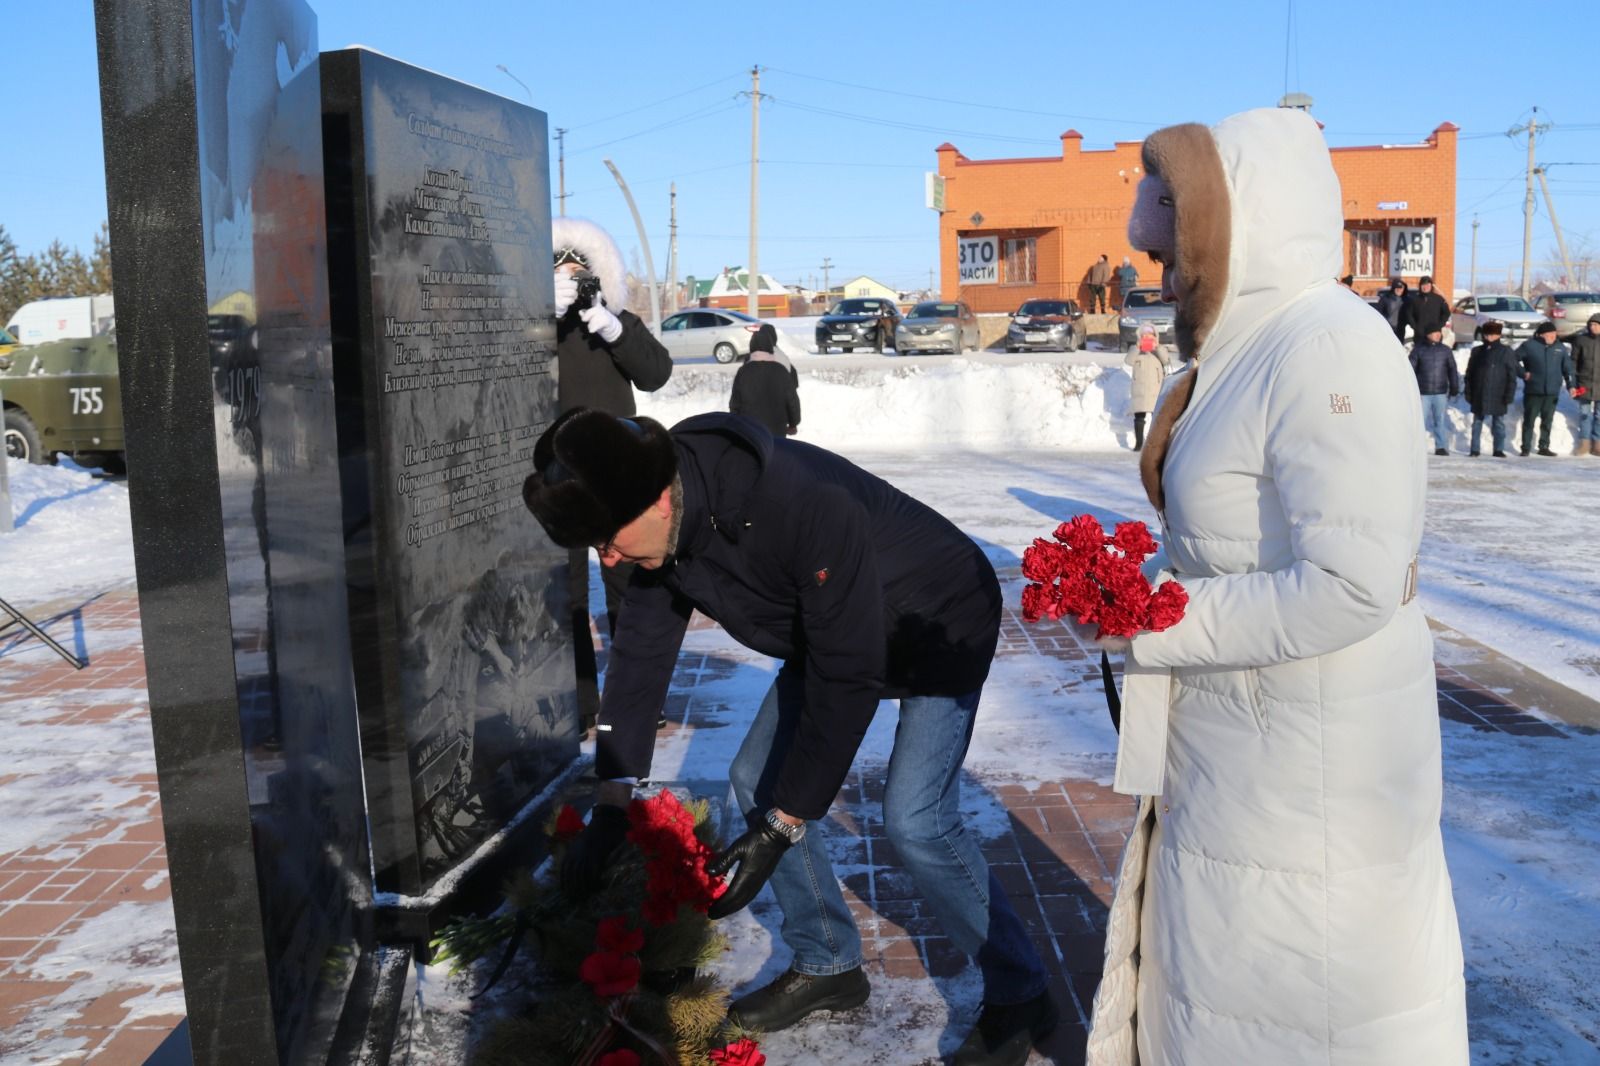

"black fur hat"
[522,409,677,548]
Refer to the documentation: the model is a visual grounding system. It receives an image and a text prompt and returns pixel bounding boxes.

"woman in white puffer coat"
[1084,108,1468,1065]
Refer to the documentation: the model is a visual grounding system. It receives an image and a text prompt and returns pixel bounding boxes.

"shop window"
[1348,230,1386,279]
[1003,238,1037,284]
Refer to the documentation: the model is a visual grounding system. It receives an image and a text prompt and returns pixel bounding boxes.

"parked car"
[1117,288,1175,351]
[1005,299,1086,353]
[1,333,124,469]
[1532,291,1600,339]
[815,297,901,353]
[658,307,764,363]
[1449,294,1541,347]
[896,300,978,354]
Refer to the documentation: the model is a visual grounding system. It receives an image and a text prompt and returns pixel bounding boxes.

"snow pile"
[0,459,134,606]
[640,360,1134,451]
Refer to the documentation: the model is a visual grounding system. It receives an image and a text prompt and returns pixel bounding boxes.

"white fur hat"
[550,217,628,310]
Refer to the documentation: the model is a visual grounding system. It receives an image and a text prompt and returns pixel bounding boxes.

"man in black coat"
[1464,320,1518,457]
[522,409,1055,1066]
[1375,277,1408,342]
[729,323,801,437]
[550,218,674,727]
[1516,321,1575,457]
[1401,274,1451,342]
[1570,313,1600,456]
[1409,325,1460,456]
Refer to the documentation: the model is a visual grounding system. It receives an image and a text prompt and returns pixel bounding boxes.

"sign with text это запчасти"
[959,235,998,285]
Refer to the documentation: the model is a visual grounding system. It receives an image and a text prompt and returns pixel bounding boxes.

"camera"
[571,270,602,313]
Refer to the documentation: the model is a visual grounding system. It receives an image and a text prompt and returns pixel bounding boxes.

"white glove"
[553,271,578,317]
[579,302,624,343]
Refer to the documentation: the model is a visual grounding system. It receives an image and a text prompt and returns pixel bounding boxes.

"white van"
[4,295,116,346]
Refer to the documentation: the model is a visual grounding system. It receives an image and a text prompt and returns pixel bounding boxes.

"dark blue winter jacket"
[1408,341,1460,396]
[1516,337,1575,397]
[596,413,1001,819]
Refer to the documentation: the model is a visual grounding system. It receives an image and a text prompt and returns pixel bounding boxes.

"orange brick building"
[936,121,1457,312]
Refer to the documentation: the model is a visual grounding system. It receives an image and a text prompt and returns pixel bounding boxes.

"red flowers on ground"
[1020,516,1188,640]
[594,916,644,955]
[709,1037,767,1066]
[626,791,726,925]
[552,804,585,842]
[579,949,642,998]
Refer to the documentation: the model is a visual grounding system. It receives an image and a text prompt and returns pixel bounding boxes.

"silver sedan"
[895,300,979,354]
[659,308,764,363]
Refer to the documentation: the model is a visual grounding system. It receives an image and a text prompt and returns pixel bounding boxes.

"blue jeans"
[1420,393,1450,451]
[1580,401,1600,443]
[1471,413,1507,455]
[727,665,1049,1005]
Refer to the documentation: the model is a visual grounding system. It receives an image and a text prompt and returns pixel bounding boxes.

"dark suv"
[815,297,901,353]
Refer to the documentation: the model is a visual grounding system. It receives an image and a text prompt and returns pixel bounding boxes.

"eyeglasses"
[553,246,590,270]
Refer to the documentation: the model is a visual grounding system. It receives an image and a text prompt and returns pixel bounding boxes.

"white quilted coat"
[1085,110,1469,1065]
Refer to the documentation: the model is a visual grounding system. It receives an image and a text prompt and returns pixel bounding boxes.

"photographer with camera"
[550,218,673,728]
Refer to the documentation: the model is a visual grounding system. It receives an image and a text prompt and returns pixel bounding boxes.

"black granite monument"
[321,48,575,902]
[94,1,369,1062]
[94,2,576,1063]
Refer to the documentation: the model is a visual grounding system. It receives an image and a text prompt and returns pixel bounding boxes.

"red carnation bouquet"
[1021,514,1188,640]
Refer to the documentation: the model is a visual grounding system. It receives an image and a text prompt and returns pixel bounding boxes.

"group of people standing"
[1085,253,1142,313]
[1404,310,1599,459]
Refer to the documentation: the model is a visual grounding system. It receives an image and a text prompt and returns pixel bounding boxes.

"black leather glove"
[706,818,794,919]
[560,803,631,898]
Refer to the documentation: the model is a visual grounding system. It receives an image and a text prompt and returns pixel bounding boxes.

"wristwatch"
[764,808,806,845]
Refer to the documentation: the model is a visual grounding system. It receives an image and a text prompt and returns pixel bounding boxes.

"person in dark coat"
[522,410,1056,1066]
[1375,277,1408,341]
[551,217,674,726]
[729,323,800,437]
[1401,275,1451,342]
[1570,313,1600,456]
[1408,325,1460,455]
[1515,321,1575,456]
[1086,254,1111,313]
[1114,256,1139,308]
[1463,320,1518,457]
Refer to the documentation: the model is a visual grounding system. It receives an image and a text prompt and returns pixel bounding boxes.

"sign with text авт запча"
[1390,226,1435,277]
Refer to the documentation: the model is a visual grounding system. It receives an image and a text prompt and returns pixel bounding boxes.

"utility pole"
[820,257,832,302]
[1534,167,1574,285]
[667,182,679,314]
[554,128,569,216]
[743,66,764,318]
[1509,107,1546,300]
[1470,215,1479,294]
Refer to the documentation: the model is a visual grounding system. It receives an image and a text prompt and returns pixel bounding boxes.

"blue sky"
[8,0,1599,295]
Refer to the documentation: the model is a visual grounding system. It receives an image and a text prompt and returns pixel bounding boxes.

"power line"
[564,73,745,132]
[764,66,1161,130]
[773,98,1058,147]
[566,100,742,156]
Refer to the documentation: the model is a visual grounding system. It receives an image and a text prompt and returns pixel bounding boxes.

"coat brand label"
[1329,393,1353,414]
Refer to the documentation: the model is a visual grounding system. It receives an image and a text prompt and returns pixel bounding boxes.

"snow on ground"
[0,458,135,606]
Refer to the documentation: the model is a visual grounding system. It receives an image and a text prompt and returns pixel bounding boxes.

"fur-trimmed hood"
[1140,108,1343,363]
[551,216,629,310]
[1137,108,1345,511]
